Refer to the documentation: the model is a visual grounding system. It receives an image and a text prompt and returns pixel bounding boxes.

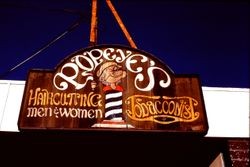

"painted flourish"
[53,47,171,91]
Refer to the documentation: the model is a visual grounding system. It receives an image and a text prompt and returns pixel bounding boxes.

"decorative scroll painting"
[18,45,208,134]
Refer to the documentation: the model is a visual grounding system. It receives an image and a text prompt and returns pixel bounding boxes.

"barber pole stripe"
[105,108,123,118]
[105,100,122,108]
[106,91,122,99]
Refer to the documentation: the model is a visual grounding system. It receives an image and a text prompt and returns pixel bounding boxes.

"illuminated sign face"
[18,45,208,134]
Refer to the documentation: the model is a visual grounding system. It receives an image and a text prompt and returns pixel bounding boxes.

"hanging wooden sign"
[18,45,208,135]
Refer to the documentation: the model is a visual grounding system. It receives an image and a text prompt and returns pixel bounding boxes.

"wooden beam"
[90,0,98,46]
[106,0,137,48]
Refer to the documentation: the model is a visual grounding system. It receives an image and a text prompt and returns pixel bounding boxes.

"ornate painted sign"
[18,45,208,135]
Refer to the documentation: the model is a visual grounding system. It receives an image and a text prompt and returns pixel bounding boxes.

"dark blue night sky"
[0,0,249,88]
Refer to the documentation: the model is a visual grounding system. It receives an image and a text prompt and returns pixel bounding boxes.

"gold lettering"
[162,101,169,115]
[136,98,148,118]
[80,94,88,107]
[174,100,184,117]
[125,95,200,124]
[155,100,162,114]
[125,95,160,122]
[53,93,60,105]
[168,101,175,115]
[28,89,36,106]
[66,93,74,106]
[90,93,102,107]
[27,88,102,107]
[60,93,68,106]
[147,101,157,115]
[37,90,44,105]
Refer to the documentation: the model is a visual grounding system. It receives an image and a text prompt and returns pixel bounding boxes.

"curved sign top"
[18,45,208,135]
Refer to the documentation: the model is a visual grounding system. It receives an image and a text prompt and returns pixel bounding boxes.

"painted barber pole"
[104,91,123,121]
[96,62,125,122]
[92,62,133,128]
